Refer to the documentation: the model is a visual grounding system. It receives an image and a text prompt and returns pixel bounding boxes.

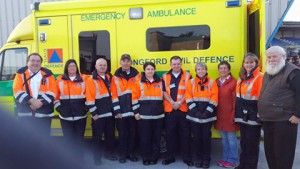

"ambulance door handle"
[40,33,47,42]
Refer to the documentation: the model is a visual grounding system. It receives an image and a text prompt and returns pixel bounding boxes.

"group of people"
[12,45,300,169]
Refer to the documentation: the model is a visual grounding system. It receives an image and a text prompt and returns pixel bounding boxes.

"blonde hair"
[239,53,259,80]
[195,62,207,71]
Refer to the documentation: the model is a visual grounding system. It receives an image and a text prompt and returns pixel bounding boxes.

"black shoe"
[104,154,118,161]
[162,158,175,165]
[183,160,194,166]
[234,166,241,169]
[149,159,157,165]
[94,160,102,166]
[119,157,126,163]
[202,161,210,168]
[143,160,150,166]
[195,161,203,168]
[127,154,138,162]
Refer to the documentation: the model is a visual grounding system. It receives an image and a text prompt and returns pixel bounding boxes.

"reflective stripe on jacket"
[163,70,190,113]
[185,75,218,123]
[13,66,56,117]
[111,67,140,118]
[132,73,164,120]
[54,74,88,121]
[235,67,263,125]
[86,70,113,118]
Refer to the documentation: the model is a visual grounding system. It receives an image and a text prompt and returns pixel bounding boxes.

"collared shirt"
[29,69,42,99]
[219,75,231,86]
[172,72,180,78]
[100,75,106,80]
[69,76,76,81]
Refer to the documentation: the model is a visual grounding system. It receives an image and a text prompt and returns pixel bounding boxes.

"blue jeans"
[220,131,238,164]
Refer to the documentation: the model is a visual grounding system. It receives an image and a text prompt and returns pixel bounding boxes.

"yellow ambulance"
[0,0,265,136]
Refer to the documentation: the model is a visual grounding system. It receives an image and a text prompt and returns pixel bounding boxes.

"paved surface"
[80,126,300,169]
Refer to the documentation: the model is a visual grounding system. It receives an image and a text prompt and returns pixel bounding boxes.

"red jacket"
[214,75,239,131]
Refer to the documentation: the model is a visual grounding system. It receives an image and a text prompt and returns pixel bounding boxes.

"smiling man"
[258,46,300,169]
[13,53,56,136]
[111,54,141,163]
[162,56,193,167]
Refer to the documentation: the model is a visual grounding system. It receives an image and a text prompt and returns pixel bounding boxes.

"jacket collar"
[114,66,139,79]
[92,69,112,82]
[141,72,161,83]
[245,66,260,80]
[167,69,183,75]
[18,66,53,78]
[62,73,83,82]
[196,73,209,85]
[217,74,233,86]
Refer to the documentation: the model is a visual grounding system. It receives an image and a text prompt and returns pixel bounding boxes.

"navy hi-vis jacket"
[186,75,218,123]
[86,70,114,118]
[54,73,89,121]
[111,67,140,118]
[235,67,263,125]
[132,73,164,119]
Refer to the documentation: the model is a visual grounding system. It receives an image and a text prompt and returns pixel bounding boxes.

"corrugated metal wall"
[0,0,66,48]
[265,0,291,44]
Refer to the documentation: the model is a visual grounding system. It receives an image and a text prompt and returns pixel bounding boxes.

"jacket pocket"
[259,100,284,120]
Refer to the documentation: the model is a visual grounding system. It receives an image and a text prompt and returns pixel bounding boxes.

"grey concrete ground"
[80,126,300,169]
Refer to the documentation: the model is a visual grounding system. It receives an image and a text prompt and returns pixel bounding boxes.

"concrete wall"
[0,0,66,48]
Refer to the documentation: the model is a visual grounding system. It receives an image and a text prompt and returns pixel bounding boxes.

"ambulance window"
[146,25,210,51]
[78,31,111,74]
[0,48,27,81]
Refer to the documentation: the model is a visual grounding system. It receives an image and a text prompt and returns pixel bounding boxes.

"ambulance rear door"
[36,16,70,75]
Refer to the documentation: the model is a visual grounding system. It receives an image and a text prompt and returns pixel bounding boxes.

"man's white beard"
[265,58,286,75]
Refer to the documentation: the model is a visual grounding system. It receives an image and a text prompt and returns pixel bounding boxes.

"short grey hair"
[266,46,287,60]
[195,62,207,71]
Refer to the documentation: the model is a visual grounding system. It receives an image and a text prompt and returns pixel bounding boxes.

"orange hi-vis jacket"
[162,70,190,113]
[132,72,164,119]
[54,73,89,121]
[235,67,263,125]
[111,67,141,118]
[86,70,113,118]
[13,66,56,117]
[185,75,218,123]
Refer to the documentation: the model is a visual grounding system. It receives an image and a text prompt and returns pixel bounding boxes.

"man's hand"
[115,113,122,119]
[36,99,44,109]
[172,102,181,110]
[289,115,300,124]
[92,115,99,121]
[134,113,141,120]
[28,98,43,110]
[30,105,37,111]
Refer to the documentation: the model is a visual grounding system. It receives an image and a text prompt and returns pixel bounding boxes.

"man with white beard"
[258,46,300,169]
